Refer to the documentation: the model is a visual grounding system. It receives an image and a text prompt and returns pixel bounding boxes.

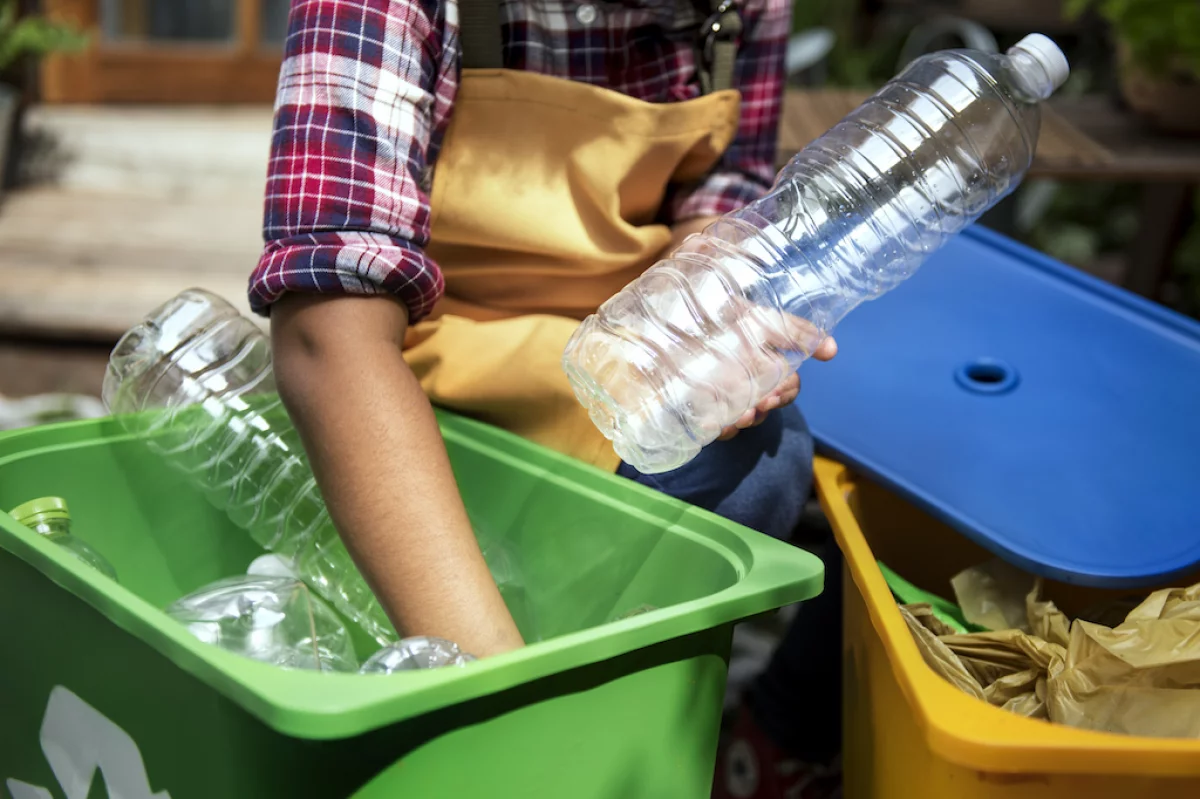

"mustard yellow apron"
[403,68,740,472]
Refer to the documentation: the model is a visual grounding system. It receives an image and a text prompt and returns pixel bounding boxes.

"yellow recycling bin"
[813,456,1200,799]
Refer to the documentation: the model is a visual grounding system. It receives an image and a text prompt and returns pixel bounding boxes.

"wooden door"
[41,0,288,103]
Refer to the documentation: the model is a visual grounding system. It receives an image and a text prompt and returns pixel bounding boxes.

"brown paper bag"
[1046,584,1200,737]
[900,576,1200,738]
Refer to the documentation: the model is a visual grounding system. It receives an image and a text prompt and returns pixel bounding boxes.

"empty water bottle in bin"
[360,637,476,673]
[103,289,532,649]
[165,575,359,672]
[9,497,118,581]
[563,34,1070,474]
[102,289,399,646]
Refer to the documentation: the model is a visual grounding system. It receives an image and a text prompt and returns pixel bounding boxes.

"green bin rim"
[0,411,823,740]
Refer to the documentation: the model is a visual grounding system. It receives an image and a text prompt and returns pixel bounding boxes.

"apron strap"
[460,0,505,69]
[678,0,742,94]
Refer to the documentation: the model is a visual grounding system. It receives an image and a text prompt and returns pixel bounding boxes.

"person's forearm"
[271,294,523,657]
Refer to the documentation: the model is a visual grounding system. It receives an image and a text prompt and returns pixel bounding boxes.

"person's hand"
[666,217,840,441]
[717,336,838,441]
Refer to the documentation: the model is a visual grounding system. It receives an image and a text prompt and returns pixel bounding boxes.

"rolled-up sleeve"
[669,0,789,222]
[250,0,458,322]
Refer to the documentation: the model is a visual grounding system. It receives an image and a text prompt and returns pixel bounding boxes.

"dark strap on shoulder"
[700,0,742,93]
[460,0,505,69]
[458,0,739,92]
[674,0,741,94]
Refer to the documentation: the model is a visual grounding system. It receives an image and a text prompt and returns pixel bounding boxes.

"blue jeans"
[618,403,843,764]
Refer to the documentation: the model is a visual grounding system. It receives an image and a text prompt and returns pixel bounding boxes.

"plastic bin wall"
[0,413,823,798]
[814,457,1200,799]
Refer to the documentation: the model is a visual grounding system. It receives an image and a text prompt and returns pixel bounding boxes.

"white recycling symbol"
[6,686,170,799]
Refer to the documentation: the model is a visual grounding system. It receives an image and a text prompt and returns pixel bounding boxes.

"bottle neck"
[25,517,73,539]
[1002,48,1058,103]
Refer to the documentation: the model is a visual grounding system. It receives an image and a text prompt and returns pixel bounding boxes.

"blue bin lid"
[799,226,1200,588]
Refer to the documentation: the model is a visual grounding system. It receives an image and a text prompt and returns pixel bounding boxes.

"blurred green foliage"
[1065,0,1200,79]
[0,0,88,76]
[790,0,909,88]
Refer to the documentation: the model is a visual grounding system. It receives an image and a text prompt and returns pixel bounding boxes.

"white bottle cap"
[247,554,298,578]
[1012,33,1069,91]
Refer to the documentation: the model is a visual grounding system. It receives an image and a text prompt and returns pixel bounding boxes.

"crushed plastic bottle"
[101,289,398,646]
[9,497,118,581]
[165,575,358,672]
[247,553,299,579]
[563,34,1071,474]
[359,636,476,673]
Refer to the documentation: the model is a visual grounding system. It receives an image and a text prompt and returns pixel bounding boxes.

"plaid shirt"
[250,0,791,321]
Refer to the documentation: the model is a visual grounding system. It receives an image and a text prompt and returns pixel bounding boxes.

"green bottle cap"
[9,497,71,526]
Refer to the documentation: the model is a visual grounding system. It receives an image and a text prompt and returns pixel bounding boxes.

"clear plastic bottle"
[10,497,119,581]
[102,289,398,645]
[359,636,476,674]
[165,575,359,672]
[563,34,1070,474]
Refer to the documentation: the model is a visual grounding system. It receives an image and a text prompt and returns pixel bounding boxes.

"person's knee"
[768,403,816,490]
[716,406,814,538]
[618,403,816,540]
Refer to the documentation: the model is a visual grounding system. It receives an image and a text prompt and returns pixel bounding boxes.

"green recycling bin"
[0,410,822,798]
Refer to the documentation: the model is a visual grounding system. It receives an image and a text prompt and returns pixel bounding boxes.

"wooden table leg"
[1123,182,1195,300]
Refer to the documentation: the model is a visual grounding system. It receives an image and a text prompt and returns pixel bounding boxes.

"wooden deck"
[0,187,263,340]
[0,106,271,396]
[0,106,271,343]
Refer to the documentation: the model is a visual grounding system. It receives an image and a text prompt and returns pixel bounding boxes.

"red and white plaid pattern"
[250,0,791,321]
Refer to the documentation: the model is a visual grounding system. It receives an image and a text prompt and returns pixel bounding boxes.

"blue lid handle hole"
[955,359,1019,395]
[965,362,1007,384]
